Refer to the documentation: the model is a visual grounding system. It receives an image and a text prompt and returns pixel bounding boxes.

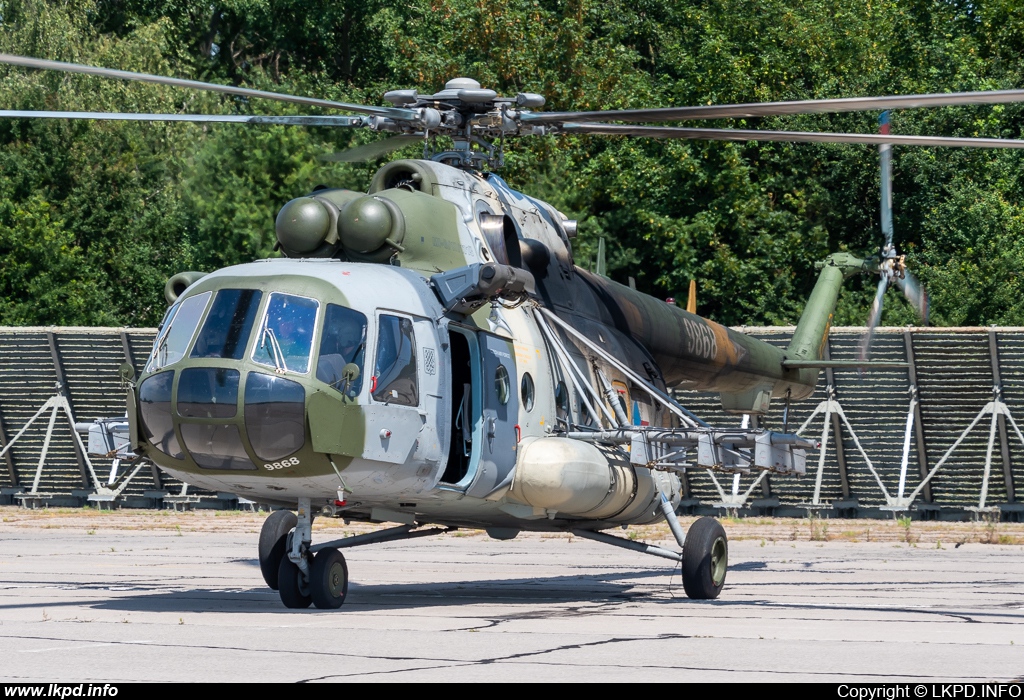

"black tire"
[258,509,297,590]
[681,516,728,600]
[310,548,349,610]
[277,554,312,609]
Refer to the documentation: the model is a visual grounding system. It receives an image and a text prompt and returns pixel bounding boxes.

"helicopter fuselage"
[131,159,830,531]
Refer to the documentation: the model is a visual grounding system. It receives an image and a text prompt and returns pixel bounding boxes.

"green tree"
[2,0,1024,328]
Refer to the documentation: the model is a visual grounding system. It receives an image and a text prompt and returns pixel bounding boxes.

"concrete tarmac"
[0,510,1022,682]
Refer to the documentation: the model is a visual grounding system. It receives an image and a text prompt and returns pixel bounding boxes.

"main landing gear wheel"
[258,509,298,590]
[681,516,728,600]
[277,553,313,609]
[310,548,349,609]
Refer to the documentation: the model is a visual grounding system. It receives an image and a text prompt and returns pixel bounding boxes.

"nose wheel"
[309,548,349,609]
[275,546,349,609]
[258,509,298,590]
[277,553,312,608]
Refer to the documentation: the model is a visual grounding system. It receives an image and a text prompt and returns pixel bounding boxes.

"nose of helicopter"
[135,273,373,475]
[132,258,447,482]
[137,365,312,471]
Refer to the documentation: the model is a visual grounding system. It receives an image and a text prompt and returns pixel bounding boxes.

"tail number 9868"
[264,457,300,471]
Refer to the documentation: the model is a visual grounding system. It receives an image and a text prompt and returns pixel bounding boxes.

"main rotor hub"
[377,77,547,170]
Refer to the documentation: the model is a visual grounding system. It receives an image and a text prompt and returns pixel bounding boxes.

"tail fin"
[786,253,873,362]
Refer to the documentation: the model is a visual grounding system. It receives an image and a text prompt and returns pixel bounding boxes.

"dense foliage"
[2,0,1024,327]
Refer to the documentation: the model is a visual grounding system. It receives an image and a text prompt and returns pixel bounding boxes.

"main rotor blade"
[560,123,1024,148]
[859,277,890,362]
[524,88,1024,125]
[895,271,930,324]
[320,134,422,162]
[0,110,367,126]
[0,54,418,121]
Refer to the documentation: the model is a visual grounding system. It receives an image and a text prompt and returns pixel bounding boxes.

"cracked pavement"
[0,514,1022,682]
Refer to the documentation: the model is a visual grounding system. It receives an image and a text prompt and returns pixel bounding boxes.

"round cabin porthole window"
[521,372,535,412]
[495,365,510,405]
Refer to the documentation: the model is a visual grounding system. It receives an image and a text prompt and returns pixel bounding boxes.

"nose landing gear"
[256,504,455,610]
[261,497,318,609]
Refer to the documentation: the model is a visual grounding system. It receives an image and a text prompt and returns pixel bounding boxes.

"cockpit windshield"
[145,291,211,372]
[316,304,367,399]
[191,289,262,360]
[252,292,319,374]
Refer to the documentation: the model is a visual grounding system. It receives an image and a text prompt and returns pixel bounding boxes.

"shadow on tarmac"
[0,565,696,615]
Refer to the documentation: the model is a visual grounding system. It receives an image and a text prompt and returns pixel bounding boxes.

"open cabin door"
[440,327,518,495]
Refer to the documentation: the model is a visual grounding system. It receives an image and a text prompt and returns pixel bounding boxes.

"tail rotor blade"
[896,270,930,324]
[859,277,889,361]
[879,112,894,252]
[320,134,422,162]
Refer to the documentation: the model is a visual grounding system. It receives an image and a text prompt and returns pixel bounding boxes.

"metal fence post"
[904,328,931,503]
[47,331,89,488]
[0,408,17,487]
[823,341,851,499]
[988,328,1015,503]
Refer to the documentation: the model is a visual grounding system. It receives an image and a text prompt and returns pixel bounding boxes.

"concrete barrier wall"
[0,327,198,507]
[674,326,1024,518]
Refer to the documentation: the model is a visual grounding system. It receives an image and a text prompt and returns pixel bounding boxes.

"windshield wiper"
[150,322,175,370]
[259,323,288,373]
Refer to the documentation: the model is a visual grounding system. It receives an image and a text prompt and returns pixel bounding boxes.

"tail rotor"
[858,112,930,361]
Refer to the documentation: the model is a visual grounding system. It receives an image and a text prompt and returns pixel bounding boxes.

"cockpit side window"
[145,291,211,372]
[316,304,368,399]
[191,289,263,360]
[251,292,319,374]
[372,314,418,406]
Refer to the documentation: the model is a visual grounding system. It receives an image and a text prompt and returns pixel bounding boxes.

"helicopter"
[4,52,1024,610]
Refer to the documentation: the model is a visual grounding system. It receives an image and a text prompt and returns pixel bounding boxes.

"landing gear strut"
[274,497,314,608]
[572,501,728,600]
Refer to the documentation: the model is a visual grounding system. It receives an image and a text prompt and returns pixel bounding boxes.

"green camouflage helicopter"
[3,53,1024,609]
